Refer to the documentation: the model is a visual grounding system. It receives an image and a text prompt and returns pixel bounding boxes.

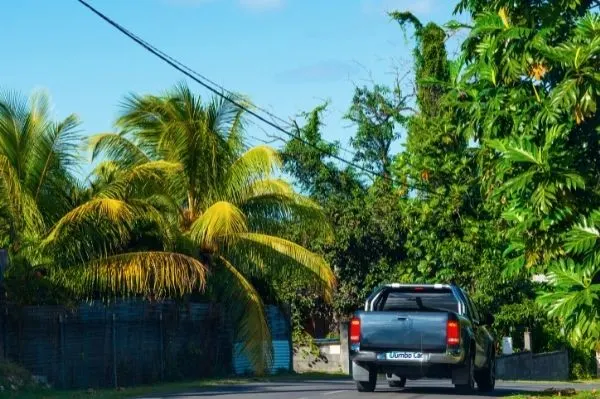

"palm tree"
[88,83,335,373]
[0,88,207,305]
[0,89,82,271]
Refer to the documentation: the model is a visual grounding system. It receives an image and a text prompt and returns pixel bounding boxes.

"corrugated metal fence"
[233,306,292,375]
[0,300,291,389]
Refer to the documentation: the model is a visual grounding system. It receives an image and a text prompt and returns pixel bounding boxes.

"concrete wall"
[293,339,343,374]
[496,350,569,381]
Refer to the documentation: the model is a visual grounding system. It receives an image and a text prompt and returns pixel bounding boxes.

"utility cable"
[76,0,442,196]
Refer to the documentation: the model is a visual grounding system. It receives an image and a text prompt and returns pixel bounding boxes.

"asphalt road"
[142,379,600,399]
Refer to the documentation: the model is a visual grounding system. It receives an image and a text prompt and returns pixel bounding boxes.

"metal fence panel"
[0,300,291,389]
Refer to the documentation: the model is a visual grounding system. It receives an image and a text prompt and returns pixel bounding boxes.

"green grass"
[509,389,600,398]
[503,379,600,385]
[0,372,350,399]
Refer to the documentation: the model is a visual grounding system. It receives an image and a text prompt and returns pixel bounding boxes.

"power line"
[75,0,441,196]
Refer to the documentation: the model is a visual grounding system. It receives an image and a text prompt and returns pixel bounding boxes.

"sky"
[1,0,468,178]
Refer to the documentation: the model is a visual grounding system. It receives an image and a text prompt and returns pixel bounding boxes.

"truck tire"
[356,369,377,392]
[388,377,406,388]
[476,354,496,392]
[455,351,475,394]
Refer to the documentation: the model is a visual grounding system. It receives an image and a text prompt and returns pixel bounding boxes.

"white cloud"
[362,0,434,16]
[238,0,283,10]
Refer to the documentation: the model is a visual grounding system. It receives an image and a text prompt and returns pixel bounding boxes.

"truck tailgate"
[358,312,449,353]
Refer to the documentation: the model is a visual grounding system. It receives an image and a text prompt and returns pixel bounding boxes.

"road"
[143,379,600,398]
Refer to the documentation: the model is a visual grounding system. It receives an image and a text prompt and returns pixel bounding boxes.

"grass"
[0,372,350,399]
[509,391,600,399]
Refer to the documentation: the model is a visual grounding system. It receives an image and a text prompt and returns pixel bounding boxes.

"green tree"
[0,89,208,305]
[344,84,408,179]
[0,89,81,257]
[86,83,335,372]
[451,0,599,362]
[389,13,502,290]
[283,105,406,317]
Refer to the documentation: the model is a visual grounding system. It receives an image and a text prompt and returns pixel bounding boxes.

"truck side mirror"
[486,313,495,326]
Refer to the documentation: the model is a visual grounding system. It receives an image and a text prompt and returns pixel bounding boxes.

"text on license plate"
[385,351,424,360]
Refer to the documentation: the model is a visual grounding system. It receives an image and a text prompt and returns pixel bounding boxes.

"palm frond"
[190,201,248,248]
[226,146,282,202]
[27,114,82,201]
[234,233,335,302]
[217,255,271,375]
[52,251,208,298]
[0,154,45,235]
[88,132,151,166]
[44,198,135,244]
[124,161,183,188]
[240,184,331,238]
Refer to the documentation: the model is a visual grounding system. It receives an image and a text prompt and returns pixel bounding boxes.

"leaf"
[88,132,151,166]
[235,233,335,302]
[52,251,208,298]
[564,221,600,255]
[43,198,135,245]
[190,201,248,249]
[531,184,557,214]
[217,255,272,375]
[504,142,542,165]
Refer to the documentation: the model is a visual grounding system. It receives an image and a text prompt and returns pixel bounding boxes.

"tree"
[0,89,88,303]
[0,89,210,304]
[87,82,335,372]
[388,12,501,290]
[450,0,599,370]
[344,84,409,179]
[283,105,406,318]
[0,89,81,256]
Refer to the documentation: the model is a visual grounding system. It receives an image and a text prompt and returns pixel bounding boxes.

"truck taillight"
[446,320,460,346]
[350,317,361,344]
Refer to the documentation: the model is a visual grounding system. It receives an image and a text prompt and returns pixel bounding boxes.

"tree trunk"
[596,350,600,378]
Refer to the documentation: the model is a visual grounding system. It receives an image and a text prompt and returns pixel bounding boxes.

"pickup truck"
[349,283,495,393]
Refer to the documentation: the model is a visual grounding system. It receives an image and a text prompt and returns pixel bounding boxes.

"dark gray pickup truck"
[350,283,496,393]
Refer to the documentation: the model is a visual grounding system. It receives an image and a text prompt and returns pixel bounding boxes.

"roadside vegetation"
[510,390,600,399]
[280,0,600,379]
[0,0,598,389]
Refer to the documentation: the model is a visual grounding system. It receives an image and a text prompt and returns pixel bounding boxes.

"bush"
[569,346,597,380]
[0,360,47,392]
[492,299,565,354]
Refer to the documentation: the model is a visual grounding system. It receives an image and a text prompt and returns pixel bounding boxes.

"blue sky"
[2,0,467,177]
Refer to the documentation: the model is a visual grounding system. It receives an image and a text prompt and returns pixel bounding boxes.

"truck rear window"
[378,288,459,313]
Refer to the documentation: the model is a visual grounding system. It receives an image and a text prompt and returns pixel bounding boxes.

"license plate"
[385,351,424,360]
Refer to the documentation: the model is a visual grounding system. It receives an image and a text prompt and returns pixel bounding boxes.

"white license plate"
[385,351,424,360]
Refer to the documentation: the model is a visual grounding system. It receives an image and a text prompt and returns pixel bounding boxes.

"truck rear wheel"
[356,369,377,392]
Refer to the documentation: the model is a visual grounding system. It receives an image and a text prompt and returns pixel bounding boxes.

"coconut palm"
[0,88,207,305]
[0,89,82,267]
[87,83,335,373]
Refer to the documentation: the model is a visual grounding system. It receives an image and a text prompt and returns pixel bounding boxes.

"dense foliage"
[281,0,599,377]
